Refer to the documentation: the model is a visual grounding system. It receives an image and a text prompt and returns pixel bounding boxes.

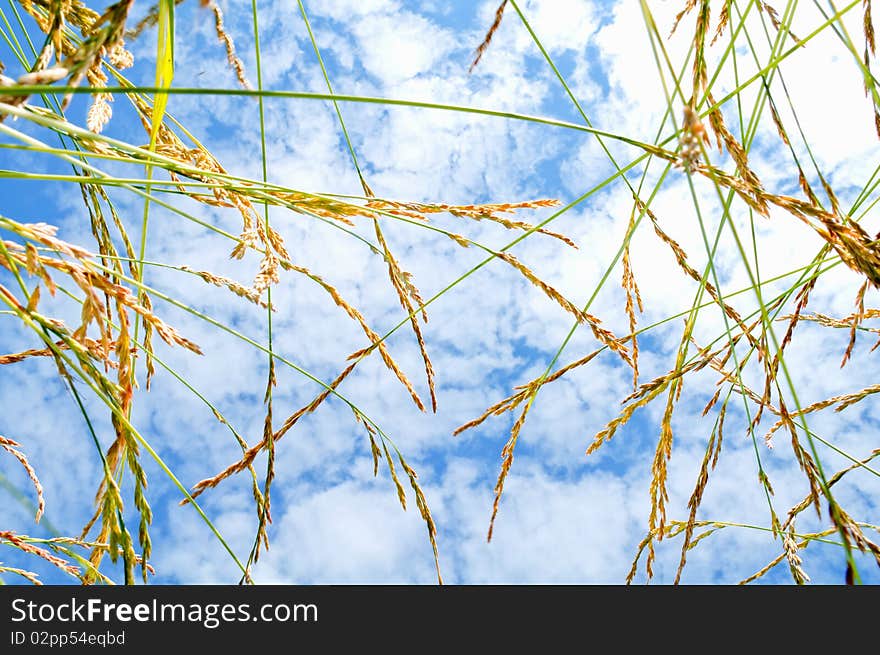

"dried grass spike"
[201,0,251,89]
[470,1,508,73]
[0,435,44,522]
[488,404,530,542]
[382,443,407,510]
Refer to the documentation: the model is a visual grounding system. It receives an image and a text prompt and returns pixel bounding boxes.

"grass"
[0,0,878,585]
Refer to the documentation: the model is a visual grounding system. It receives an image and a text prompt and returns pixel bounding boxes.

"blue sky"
[1,0,879,585]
